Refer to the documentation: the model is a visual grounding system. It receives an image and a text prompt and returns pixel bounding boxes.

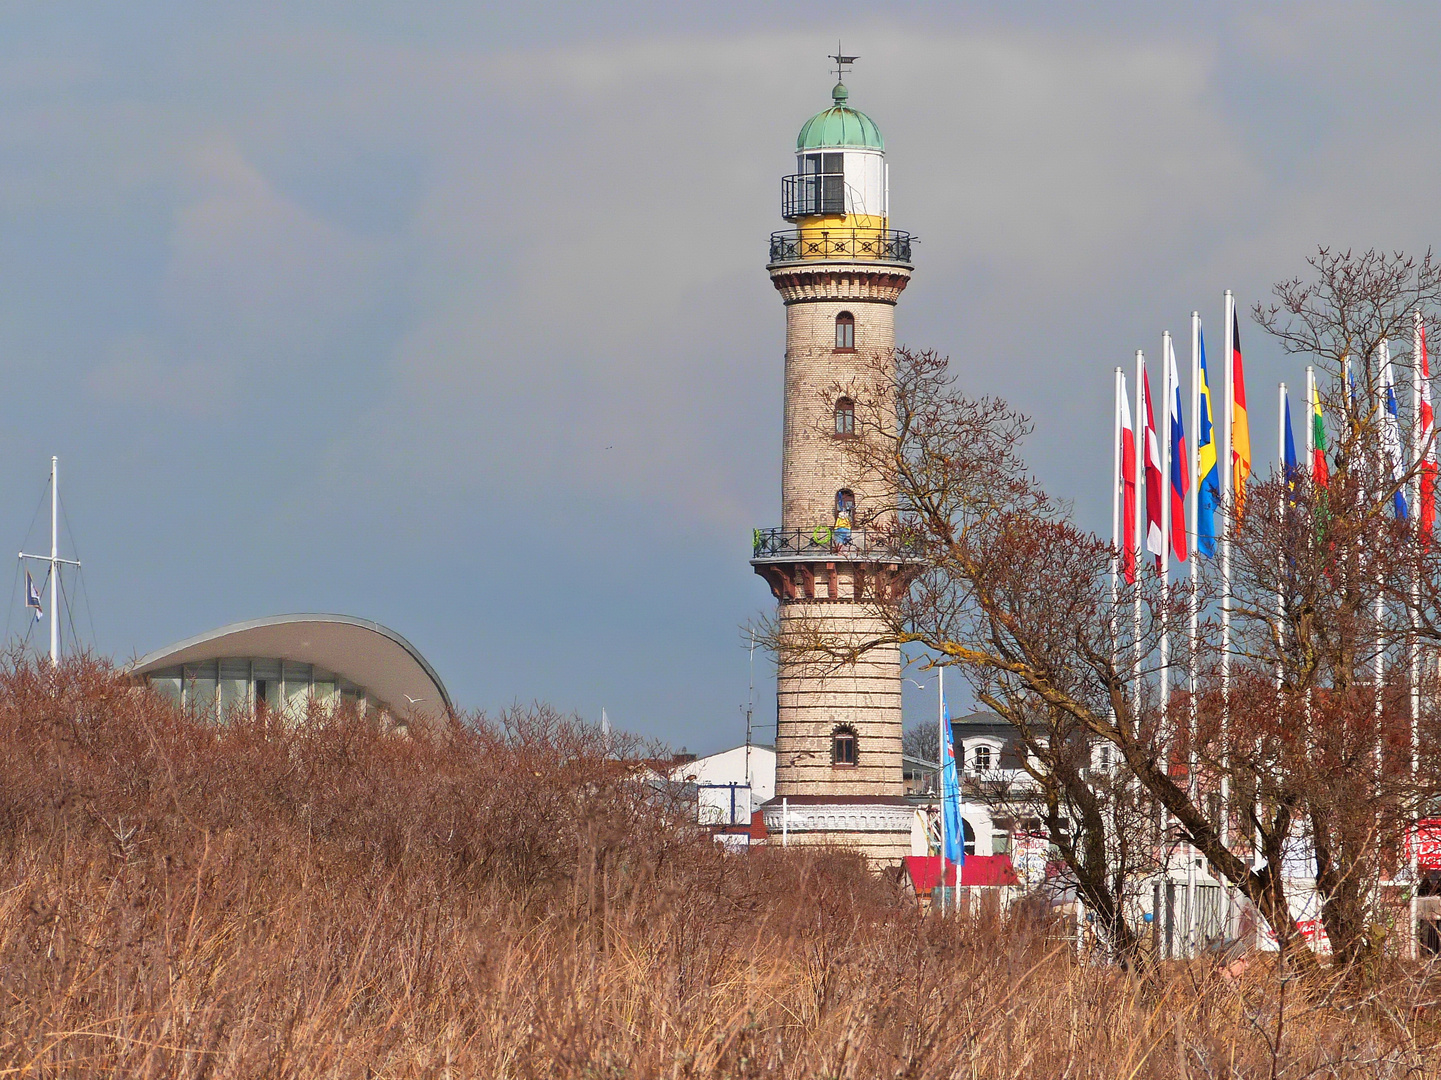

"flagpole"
[1188,312,1200,957]
[1307,362,1319,729]
[1277,382,1287,694]
[1412,311,1423,958]
[1160,332,1174,930]
[1134,350,1146,723]
[938,665,946,916]
[1161,332,1172,727]
[1307,366,1316,474]
[1221,291,1234,853]
[1376,344,1387,770]
[49,455,58,667]
[1112,366,1123,673]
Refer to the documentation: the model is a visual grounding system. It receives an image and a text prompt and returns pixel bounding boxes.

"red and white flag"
[1420,319,1436,541]
[1143,365,1164,570]
[1120,375,1137,584]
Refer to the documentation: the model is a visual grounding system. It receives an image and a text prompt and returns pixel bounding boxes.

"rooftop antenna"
[829,44,859,83]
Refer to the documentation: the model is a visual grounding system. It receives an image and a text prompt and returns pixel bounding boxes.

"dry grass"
[2,661,1440,1077]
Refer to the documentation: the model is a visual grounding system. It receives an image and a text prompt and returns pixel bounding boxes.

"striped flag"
[1382,345,1409,520]
[1312,383,1329,488]
[1166,336,1189,562]
[1195,326,1220,556]
[1231,308,1252,513]
[1143,365,1164,569]
[1120,374,1137,584]
[940,691,964,867]
[1283,387,1298,494]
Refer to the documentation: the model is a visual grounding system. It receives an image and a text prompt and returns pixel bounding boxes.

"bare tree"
[769,248,1441,977]
[901,722,938,767]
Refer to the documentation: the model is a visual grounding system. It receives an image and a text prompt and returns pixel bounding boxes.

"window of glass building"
[144,658,381,721]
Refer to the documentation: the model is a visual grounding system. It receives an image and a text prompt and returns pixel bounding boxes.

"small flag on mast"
[1196,326,1220,557]
[1142,366,1164,569]
[1120,374,1137,584]
[25,571,42,622]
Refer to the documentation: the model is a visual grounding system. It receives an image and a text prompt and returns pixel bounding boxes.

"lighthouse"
[752,62,915,865]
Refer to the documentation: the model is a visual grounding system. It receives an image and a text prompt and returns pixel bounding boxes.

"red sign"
[1408,820,1441,870]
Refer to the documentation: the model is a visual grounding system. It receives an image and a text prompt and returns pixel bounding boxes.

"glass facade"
[145,658,384,720]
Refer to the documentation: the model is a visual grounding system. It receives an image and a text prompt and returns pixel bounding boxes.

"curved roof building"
[130,614,451,722]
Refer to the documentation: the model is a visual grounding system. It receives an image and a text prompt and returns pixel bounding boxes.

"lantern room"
[782,81,888,229]
[769,77,911,267]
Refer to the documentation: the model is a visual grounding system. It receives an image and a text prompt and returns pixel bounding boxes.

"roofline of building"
[127,613,453,714]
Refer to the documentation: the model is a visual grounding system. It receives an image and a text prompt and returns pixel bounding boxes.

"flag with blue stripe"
[1195,326,1220,556]
[939,690,965,868]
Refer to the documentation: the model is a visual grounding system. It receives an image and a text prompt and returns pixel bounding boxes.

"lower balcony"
[752,525,914,563]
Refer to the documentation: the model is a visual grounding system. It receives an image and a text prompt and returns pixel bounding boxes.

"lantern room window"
[835,311,855,350]
[834,397,855,437]
[832,726,857,767]
[803,152,847,214]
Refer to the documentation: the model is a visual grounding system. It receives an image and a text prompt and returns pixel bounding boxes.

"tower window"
[834,397,855,437]
[835,312,855,350]
[832,726,857,767]
[835,489,856,520]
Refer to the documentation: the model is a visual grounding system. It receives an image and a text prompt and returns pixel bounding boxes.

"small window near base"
[832,726,857,767]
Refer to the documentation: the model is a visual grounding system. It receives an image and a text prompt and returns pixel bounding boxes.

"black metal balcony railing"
[781,172,847,219]
[768,228,913,265]
[751,526,923,562]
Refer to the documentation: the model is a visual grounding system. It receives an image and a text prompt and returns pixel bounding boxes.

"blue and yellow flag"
[1196,326,1220,556]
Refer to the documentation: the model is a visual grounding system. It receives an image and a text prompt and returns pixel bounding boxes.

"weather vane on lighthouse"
[829,44,859,82]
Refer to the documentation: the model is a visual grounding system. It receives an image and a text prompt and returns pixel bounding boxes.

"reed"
[0,659,1438,1077]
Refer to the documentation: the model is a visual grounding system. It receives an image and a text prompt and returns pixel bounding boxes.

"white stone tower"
[752,71,914,865]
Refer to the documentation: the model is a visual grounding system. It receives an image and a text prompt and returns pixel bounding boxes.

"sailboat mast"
[49,456,58,665]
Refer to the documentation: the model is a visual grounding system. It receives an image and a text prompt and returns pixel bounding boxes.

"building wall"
[773,601,902,799]
[767,262,912,816]
[779,293,896,532]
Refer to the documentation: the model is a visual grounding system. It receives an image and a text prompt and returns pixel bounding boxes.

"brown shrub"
[1,659,1439,1077]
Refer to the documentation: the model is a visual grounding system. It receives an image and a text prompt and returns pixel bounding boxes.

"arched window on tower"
[834,397,855,437]
[832,725,857,767]
[835,311,855,350]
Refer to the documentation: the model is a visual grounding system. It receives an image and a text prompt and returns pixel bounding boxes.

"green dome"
[796,82,884,151]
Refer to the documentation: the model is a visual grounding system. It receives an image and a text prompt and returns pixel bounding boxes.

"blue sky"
[1,2,1437,752]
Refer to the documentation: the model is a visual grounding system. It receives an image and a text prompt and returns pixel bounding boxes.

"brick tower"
[752,71,914,865]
